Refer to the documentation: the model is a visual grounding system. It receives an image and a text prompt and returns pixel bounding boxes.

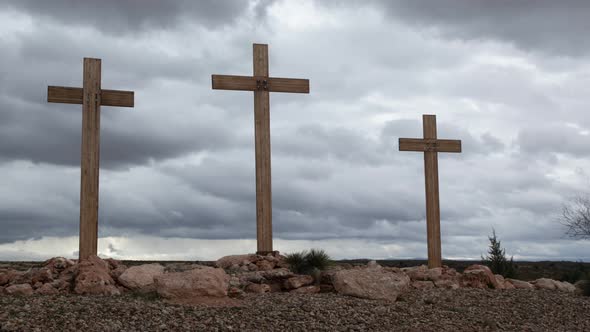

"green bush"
[481,229,517,278]
[285,249,332,275]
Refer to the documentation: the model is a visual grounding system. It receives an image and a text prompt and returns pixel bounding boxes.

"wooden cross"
[212,43,309,254]
[47,58,134,260]
[399,115,461,268]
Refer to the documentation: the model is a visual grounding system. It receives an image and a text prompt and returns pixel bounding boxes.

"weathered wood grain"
[399,138,461,153]
[48,86,134,107]
[47,57,135,260]
[253,43,273,254]
[79,58,101,260]
[398,114,462,269]
[422,115,442,269]
[211,43,310,254]
[211,75,309,93]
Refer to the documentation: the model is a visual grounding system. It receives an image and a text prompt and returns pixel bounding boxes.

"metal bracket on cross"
[256,78,269,91]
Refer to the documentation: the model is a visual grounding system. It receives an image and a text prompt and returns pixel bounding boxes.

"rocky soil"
[1,255,589,331]
[1,289,589,331]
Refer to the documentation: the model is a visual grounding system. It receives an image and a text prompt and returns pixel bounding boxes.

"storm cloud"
[1,0,589,260]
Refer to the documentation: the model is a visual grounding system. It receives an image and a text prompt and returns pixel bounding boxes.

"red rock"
[255,260,275,271]
[5,283,33,296]
[44,257,75,273]
[215,254,258,269]
[401,265,428,281]
[412,280,435,290]
[31,268,53,284]
[494,275,506,290]
[245,283,270,293]
[506,278,534,290]
[290,285,320,294]
[154,266,229,299]
[74,255,120,295]
[0,271,11,286]
[104,258,124,270]
[503,280,515,289]
[426,268,443,281]
[332,267,410,301]
[531,278,556,290]
[110,265,127,280]
[284,275,314,290]
[35,283,58,295]
[118,264,164,292]
[460,265,501,289]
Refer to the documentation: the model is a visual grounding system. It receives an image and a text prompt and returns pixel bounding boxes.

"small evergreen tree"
[481,229,516,278]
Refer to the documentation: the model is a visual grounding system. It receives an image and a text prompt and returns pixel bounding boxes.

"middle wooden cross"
[399,115,462,268]
[212,43,310,254]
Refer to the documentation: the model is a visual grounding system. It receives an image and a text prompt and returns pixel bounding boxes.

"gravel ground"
[1,289,589,331]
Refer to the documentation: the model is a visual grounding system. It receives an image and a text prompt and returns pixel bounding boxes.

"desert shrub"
[285,249,332,275]
[583,280,590,297]
[560,262,589,283]
[481,229,517,278]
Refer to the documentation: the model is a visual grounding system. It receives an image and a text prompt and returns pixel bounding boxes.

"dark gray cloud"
[1,0,589,260]
[1,0,272,34]
[373,0,590,57]
[517,124,590,157]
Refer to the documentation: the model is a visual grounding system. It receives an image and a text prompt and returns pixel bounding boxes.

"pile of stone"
[0,256,229,302]
[0,255,581,304]
[216,252,324,297]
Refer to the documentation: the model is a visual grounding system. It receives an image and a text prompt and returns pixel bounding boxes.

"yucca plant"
[285,249,332,275]
[285,251,309,274]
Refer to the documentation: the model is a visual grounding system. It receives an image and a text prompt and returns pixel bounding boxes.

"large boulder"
[284,275,314,290]
[118,264,164,292]
[332,267,410,301]
[401,265,428,281]
[31,268,53,284]
[216,254,258,269]
[35,283,59,295]
[5,284,33,296]
[506,278,534,290]
[0,270,17,286]
[74,255,120,296]
[460,265,501,289]
[531,278,576,292]
[154,266,229,299]
[531,278,556,290]
[556,280,577,292]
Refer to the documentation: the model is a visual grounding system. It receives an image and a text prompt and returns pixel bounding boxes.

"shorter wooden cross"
[399,114,461,268]
[212,43,309,254]
[47,58,134,260]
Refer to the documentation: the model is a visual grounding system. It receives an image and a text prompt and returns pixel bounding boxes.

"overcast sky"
[1,0,590,261]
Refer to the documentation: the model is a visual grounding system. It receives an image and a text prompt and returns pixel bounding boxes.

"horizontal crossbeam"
[211,75,309,93]
[47,86,134,107]
[399,138,462,153]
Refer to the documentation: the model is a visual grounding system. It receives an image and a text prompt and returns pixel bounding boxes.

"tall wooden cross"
[212,43,309,254]
[47,58,134,260]
[399,115,461,268]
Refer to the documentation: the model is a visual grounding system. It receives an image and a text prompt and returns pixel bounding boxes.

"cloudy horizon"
[1,0,590,261]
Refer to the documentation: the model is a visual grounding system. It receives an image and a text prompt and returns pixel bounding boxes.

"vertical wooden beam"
[79,58,101,260]
[253,44,273,254]
[423,114,442,268]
